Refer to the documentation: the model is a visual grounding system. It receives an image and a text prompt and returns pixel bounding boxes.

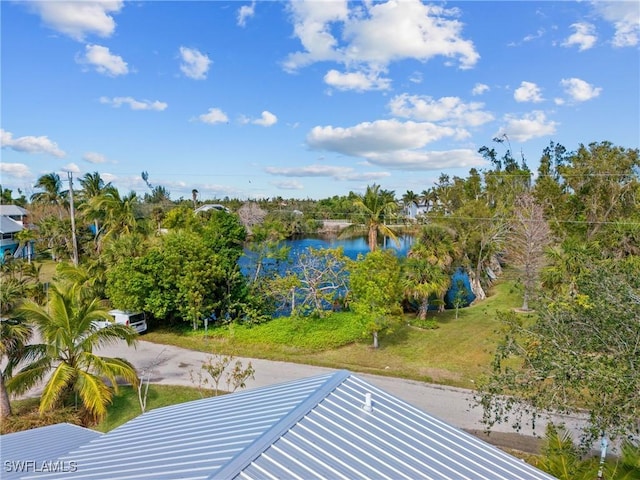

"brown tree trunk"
[0,375,13,419]
[368,226,377,252]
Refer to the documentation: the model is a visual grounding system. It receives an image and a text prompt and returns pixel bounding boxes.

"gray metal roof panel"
[0,216,23,234]
[0,205,28,217]
[0,423,102,480]
[21,371,555,480]
[232,374,555,480]
[24,372,338,480]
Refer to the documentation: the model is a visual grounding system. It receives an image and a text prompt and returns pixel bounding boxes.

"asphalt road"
[86,338,591,453]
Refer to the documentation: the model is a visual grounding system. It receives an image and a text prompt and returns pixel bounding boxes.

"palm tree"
[90,187,139,241]
[0,278,34,418]
[79,172,111,244]
[344,184,399,252]
[9,281,139,422]
[30,173,66,218]
[402,257,451,320]
[407,224,461,312]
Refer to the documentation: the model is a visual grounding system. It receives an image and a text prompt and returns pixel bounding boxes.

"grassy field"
[144,280,532,388]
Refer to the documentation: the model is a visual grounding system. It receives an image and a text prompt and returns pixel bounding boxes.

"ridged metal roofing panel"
[21,371,555,480]
[233,374,555,480]
[0,423,102,480]
[24,373,336,480]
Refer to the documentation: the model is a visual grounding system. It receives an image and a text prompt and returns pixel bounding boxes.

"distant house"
[403,200,430,221]
[0,205,34,262]
[0,205,29,225]
[17,370,554,480]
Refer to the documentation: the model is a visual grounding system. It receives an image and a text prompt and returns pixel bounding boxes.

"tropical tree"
[477,257,640,450]
[30,173,66,217]
[90,187,140,241]
[405,224,461,314]
[349,249,403,348]
[344,184,399,252]
[78,171,111,244]
[0,274,35,419]
[402,257,450,320]
[9,281,139,422]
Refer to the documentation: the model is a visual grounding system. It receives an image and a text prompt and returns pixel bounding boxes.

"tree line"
[1,139,639,455]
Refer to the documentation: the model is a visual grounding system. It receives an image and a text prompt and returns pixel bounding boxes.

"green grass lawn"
[4,385,206,434]
[144,280,534,388]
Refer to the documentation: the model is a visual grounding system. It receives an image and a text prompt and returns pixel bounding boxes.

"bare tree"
[507,193,551,311]
[137,349,168,413]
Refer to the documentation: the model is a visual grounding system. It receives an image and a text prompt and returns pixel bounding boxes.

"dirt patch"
[465,429,544,455]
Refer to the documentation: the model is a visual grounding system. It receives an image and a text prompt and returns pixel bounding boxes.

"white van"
[108,309,148,334]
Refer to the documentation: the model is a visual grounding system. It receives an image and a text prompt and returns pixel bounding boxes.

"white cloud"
[562,22,597,51]
[99,96,168,111]
[388,94,494,127]
[237,1,256,27]
[62,163,81,173]
[0,129,66,158]
[26,1,123,41]
[283,0,349,70]
[559,77,602,102]
[265,164,390,181]
[83,152,107,164]
[271,180,304,190]
[179,47,212,80]
[324,69,391,92]
[252,111,278,127]
[101,173,118,183]
[592,1,639,47]
[409,72,423,84]
[0,163,32,179]
[363,149,485,170]
[78,44,128,76]
[472,83,489,96]
[514,81,544,103]
[284,0,479,91]
[197,108,229,125]
[307,119,457,157]
[497,111,558,142]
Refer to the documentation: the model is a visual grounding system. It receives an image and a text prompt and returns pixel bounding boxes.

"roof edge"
[212,369,351,480]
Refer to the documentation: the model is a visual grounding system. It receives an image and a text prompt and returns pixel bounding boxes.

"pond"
[239,234,415,275]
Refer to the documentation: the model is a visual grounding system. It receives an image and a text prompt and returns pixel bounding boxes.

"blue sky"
[1,0,638,201]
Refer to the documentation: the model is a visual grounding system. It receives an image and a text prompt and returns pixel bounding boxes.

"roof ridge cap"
[212,369,351,480]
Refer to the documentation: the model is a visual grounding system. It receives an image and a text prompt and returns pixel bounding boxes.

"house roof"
[0,423,102,480]
[0,216,23,234]
[0,205,28,217]
[23,371,555,480]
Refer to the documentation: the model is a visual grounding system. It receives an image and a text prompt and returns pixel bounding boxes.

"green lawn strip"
[4,385,207,435]
[95,384,207,432]
[144,279,529,389]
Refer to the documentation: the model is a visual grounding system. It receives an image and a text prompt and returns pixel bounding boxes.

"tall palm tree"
[79,172,111,243]
[30,173,66,218]
[9,282,139,422]
[344,184,399,252]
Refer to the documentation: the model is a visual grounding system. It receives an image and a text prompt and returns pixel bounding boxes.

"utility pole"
[67,171,79,266]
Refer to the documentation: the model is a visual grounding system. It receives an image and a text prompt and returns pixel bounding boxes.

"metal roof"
[0,423,102,480]
[0,205,28,217]
[0,216,23,234]
[22,371,555,480]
